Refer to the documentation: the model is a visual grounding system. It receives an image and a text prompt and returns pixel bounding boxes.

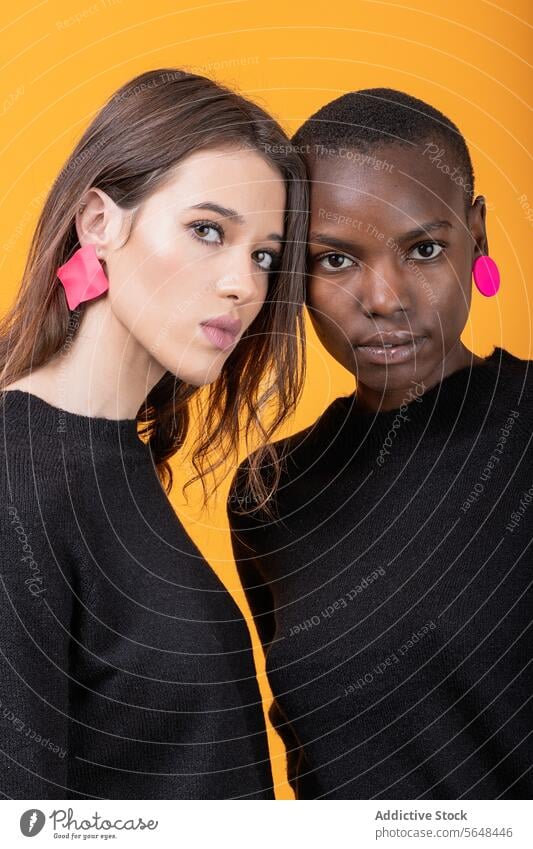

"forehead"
[154,147,286,215]
[308,144,467,231]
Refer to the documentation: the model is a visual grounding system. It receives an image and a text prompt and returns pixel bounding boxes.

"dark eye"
[318,253,355,271]
[408,241,444,260]
[191,222,223,244]
[253,250,278,271]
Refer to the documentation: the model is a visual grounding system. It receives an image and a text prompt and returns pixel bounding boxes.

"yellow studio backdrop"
[1,0,531,800]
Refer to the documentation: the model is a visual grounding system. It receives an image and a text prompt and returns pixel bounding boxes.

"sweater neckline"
[332,346,520,440]
[0,388,149,457]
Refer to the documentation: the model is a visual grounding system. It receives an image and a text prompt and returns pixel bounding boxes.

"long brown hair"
[0,68,308,515]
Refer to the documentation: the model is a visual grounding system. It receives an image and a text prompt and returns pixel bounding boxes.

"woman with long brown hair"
[0,68,307,799]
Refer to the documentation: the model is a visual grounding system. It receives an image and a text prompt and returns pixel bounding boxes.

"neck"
[354,341,486,413]
[11,300,166,419]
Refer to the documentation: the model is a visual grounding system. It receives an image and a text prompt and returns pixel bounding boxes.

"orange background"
[1,0,531,799]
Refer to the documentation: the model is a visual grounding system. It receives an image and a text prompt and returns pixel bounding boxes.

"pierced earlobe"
[56,244,109,311]
[472,255,500,298]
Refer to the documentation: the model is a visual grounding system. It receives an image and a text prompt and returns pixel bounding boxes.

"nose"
[214,247,262,304]
[358,261,413,319]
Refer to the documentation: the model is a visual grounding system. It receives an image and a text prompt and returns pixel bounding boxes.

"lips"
[200,315,242,352]
[355,331,427,365]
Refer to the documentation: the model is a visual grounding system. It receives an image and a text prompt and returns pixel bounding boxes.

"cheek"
[437,272,473,337]
[307,275,328,313]
[107,230,206,329]
[306,277,355,354]
[245,275,269,322]
[443,246,474,312]
[307,276,349,326]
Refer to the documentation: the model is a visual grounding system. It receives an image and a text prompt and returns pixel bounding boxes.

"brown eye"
[191,222,223,244]
[252,250,277,271]
[319,253,354,271]
[408,242,443,260]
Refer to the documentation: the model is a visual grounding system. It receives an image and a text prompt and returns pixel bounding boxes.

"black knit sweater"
[228,347,533,799]
[0,389,274,799]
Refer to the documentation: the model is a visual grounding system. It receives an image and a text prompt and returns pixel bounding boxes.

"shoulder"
[0,439,71,518]
[493,346,532,377]
[491,346,532,413]
[472,347,532,449]
[0,402,74,566]
[274,394,354,458]
[228,394,352,508]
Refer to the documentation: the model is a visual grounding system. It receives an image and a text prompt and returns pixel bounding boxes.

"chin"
[358,365,422,391]
[175,360,226,387]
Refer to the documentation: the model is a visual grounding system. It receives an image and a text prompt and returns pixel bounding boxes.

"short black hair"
[292,88,475,205]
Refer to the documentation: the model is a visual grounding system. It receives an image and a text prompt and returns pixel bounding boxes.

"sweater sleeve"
[227,461,277,647]
[0,457,75,798]
[227,462,303,797]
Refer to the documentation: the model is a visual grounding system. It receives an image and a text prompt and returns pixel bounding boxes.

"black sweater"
[228,347,533,799]
[0,389,274,799]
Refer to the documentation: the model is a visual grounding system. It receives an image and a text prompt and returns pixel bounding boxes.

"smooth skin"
[5,146,286,418]
[306,144,488,412]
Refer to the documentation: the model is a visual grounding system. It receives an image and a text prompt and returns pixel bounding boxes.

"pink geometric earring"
[56,244,109,311]
[472,255,500,297]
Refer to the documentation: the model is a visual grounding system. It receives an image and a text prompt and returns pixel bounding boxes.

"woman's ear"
[75,188,130,259]
[468,195,489,258]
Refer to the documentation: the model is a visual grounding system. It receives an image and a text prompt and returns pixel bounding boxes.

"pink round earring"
[472,255,500,297]
[56,244,109,311]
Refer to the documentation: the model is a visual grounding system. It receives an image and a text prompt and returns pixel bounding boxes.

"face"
[87,147,286,387]
[306,144,488,410]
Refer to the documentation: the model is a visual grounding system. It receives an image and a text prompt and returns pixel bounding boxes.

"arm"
[0,477,74,798]
[227,459,278,648]
[227,464,303,796]
[228,512,277,650]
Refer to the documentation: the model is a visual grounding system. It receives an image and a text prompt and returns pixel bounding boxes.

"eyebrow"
[309,219,453,253]
[189,202,245,224]
[308,232,362,253]
[397,220,454,243]
[188,202,283,243]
